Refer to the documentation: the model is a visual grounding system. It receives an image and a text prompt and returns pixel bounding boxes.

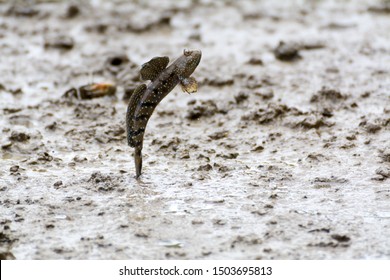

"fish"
[126,49,202,178]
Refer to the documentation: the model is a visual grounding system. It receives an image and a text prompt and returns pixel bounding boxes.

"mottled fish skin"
[126,49,202,178]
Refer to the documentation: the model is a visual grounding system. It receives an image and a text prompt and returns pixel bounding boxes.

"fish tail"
[134,146,142,179]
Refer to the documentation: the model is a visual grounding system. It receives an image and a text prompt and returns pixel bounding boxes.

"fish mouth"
[191,50,202,67]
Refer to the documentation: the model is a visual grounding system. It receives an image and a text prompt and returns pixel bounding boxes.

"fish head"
[175,49,202,78]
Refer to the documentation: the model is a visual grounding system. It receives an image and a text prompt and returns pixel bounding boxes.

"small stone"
[45,122,57,131]
[379,148,390,163]
[198,164,212,171]
[252,145,264,152]
[254,89,274,100]
[372,174,385,181]
[53,181,63,187]
[364,123,381,134]
[191,219,204,225]
[247,58,264,65]
[44,36,74,50]
[179,150,190,159]
[331,234,350,242]
[73,155,87,163]
[217,153,239,159]
[375,167,390,178]
[10,165,19,173]
[134,232,149,238]
[212,219,226,226]
[9,88,23,95]
[65,5,80,18]
[234,92,249,104]
[9,131,30,142]
[311,87,346,103]
[274,41,300,61]
[208,131,228,140]
[1,142,12,149]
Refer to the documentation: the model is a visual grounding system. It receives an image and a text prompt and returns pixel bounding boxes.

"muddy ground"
[0,0,389,260]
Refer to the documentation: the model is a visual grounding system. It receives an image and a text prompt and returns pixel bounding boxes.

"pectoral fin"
[126,84,147,147]
[140,56,169,81]
[180,77,198,94]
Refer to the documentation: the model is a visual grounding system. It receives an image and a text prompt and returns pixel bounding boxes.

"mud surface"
[0,0,389,260]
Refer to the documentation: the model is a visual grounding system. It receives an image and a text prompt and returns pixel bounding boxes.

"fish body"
[126,49,202,178]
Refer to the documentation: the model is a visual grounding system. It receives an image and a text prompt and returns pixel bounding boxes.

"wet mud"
[0,0,389,259]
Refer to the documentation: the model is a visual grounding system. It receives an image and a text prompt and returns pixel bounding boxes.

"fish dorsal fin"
[126,84,147,147]
[140,56,169,81]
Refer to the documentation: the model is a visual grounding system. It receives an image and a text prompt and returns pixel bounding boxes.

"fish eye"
[184,49,191,56]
